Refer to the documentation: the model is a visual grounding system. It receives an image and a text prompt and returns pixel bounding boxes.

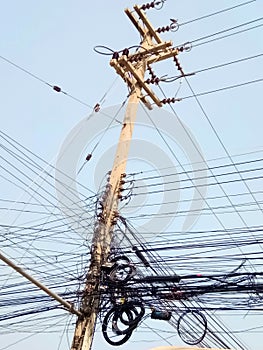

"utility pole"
[70,4,180,350]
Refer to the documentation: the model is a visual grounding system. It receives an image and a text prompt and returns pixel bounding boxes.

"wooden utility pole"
[70,4,180,350]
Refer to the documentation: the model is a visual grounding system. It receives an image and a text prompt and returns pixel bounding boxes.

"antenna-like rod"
[0,251,82,316]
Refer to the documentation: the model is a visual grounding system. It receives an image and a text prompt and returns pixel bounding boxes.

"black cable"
[154,75,263,281]
[132,163,263,190]
[183,73,263,242]
[0,130,96,195]
[127,148,263,177]
[131,173,262,196]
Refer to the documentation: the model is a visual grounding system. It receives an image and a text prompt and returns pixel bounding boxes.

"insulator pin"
[156,25,170,33]
[161,97,177,104]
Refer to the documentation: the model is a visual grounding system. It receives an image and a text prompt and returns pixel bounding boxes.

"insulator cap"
[122,48,129,56]
[112,52,119,60]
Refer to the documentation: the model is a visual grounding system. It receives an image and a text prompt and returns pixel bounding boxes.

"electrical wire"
[186,17,263,47]
[179,0,256,27]
[162,53,263,83]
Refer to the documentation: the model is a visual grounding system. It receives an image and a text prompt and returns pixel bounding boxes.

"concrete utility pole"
[70,4,180,350]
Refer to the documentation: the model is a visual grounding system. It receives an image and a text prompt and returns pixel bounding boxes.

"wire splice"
[86,154,92,161]
[53,85,61,93]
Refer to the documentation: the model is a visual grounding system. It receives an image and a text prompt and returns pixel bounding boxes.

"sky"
[0,1,263,350]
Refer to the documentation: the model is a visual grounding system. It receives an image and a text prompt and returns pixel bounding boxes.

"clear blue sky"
[0,1,263,349]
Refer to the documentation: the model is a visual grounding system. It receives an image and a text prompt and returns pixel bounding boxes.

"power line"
[127,147,263,177]
[132,173,262,196]
[179,78,263,100]
[162,53,263,83]
[132,156,263,182]
[189,17,263,46]
[179,0,256,26]
[193,23,263,48]
[193,53,263,75]
[0,54,122,124]
[141,92,260,278]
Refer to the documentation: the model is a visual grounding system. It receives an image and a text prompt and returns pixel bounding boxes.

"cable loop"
[93,45,115,55]
[94,45,148,60]
[177,310,207,345]
[102,301,145,345]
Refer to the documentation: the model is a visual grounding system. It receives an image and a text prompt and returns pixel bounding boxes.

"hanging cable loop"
[102,301,145,345]
[93,45,115,55]
[177,310,208,345]
[102,308,133,346]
